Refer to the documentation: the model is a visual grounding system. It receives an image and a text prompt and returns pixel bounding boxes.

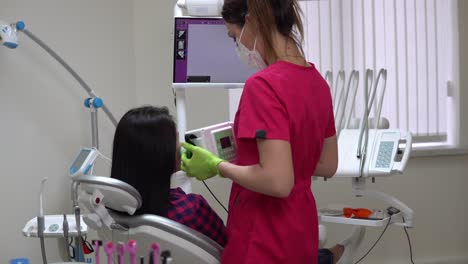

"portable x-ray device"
[185,122,237,162]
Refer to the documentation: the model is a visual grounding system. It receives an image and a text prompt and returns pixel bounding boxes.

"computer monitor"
[173,17,255,84]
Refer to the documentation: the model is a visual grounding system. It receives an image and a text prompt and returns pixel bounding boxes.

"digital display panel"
[72,149,91,169]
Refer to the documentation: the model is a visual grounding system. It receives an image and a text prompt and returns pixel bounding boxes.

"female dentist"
[181,0,338,263]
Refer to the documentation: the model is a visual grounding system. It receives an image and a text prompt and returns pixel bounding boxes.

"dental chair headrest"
[74,175,142,215]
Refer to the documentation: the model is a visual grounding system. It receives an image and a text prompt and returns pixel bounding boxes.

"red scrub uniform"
[221,61,336,264]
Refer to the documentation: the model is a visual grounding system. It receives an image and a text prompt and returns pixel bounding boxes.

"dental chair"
[74,175,223,263]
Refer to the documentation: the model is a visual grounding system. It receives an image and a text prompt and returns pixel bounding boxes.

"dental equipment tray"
[319,212,401,227]
[22,214,87,238]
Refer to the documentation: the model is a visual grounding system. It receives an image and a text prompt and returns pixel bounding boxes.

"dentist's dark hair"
[222,0,304,62]
[111,106,177,216]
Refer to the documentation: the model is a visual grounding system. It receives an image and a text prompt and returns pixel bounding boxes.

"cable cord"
[354,216,392,264]
[40,236,47,264]
[90,149,111,176]
[95,149,112,164]
[404,227,415,264]
[402,217,415,264]
[202,180,228,213]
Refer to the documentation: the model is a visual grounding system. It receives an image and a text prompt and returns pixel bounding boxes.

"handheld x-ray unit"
[185,122,237,162]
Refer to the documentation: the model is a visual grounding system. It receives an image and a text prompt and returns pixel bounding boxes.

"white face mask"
[235,26,267,70]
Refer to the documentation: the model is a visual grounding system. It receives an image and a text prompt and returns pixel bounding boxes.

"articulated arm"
[352,178,414,227]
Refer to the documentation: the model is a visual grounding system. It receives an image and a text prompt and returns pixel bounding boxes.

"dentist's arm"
[313,136,338,178]
[218,139,294,198]
[181,141,294,198]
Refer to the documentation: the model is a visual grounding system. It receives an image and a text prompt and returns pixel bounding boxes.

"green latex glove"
[181,142,224,180]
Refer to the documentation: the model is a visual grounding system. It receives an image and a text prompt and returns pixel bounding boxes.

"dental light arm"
[352,178,414,227]
[20,24,118,126]
[1,20,118,127]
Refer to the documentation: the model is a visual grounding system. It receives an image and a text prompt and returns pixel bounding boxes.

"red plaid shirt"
[167,188,227,246]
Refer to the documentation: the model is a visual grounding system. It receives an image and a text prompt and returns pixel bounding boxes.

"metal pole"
[91,106,99,149]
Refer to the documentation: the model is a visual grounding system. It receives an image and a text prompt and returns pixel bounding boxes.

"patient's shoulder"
[168,188,208,215]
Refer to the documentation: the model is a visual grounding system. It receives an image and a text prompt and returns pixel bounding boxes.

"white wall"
[0,0,135,261]
[134,1,468,264]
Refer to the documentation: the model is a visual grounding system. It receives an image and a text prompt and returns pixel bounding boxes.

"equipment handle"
[392,131,413,173]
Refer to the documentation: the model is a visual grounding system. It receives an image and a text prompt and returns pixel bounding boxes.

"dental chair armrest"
[108,210,223,259]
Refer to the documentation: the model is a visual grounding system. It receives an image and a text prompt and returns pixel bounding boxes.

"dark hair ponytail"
[111,106,177,217]
[222,0,248,26]
[222,0,304,62]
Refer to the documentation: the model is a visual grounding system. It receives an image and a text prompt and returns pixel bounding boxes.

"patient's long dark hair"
[111,106,177,216]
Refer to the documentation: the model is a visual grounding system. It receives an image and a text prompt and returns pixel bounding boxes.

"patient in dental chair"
[110,106,227,246]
